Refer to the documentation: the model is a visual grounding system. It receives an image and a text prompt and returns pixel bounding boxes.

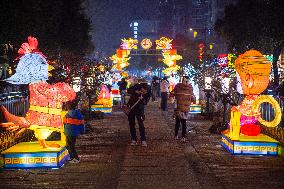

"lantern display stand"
[1,140,69,169]
[221,132,279,156]
[221,50,281,156]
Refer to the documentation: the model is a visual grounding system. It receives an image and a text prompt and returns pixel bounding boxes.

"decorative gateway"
[221,50,281,156]
[0,36,75,168]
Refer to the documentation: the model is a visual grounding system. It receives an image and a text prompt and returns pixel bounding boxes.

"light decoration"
[221,50,282,156]
[110,53,131,70]
[162,54,182,67]
[227,53,237,68]
[141,38,152,50]
[92,85,112,114]
[204,77,212,90]
[156,37,183,75]
[162,65,180,76]
[155,37,172,50]
[198,43,204,62]
[2,36,76,148]
[120,38,138,50]
[217,54,228,68]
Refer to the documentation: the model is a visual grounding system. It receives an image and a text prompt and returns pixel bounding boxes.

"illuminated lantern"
[198,43,204,62]
[155,37,173,50]
[235,50,271,95]
[141,38,152,50]
[1,36,76,149]
[221,50,282,156]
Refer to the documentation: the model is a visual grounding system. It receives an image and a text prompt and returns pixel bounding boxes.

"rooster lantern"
[1,36,76,148]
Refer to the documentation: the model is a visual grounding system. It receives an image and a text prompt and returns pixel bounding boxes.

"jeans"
[175,117,187,137]
[152,87,159,101]
[66,135,79,160]
[120,90,127,105]
[160,92,168,111]
[128,110,146,141]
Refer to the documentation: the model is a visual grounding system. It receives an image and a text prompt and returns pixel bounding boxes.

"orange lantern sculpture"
[221,50,281,156]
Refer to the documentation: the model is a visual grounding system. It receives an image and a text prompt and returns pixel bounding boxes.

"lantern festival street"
[1,102,284,189]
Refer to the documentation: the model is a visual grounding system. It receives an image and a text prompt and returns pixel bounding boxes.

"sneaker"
[130,140,137,146]
[141,141,147,147]
[174,136,179,140]
[69,159,80,163]
[181,137,186,142]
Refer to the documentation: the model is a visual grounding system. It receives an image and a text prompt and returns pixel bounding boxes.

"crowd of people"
[65,75,195,163]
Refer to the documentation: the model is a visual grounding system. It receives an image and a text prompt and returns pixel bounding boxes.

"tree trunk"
[272,47,282,87]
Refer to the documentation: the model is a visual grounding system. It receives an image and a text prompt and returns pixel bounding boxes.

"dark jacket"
[127,83,151,112]
[118,80,127,91]
[64,109,85,137]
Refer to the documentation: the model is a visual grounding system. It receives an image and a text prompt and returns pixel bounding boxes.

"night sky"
[85,0,161,58]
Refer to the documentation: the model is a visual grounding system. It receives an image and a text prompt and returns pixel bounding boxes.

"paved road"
[0,102,284,189]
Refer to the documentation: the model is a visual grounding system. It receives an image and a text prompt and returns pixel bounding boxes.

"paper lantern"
[235,50,271,95]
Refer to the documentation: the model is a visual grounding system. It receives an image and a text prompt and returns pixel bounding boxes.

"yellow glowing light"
[121,38,138,50]
[162,65,180,75]
[193,31,198,38]
[155,37,173,50]
[162,54,182,67]
[141,38,152,49]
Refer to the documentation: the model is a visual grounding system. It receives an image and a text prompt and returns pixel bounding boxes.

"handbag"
[122,97,142,116]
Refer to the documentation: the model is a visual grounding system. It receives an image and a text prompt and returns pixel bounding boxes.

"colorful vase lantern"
[228,50,282,138]
[95,85,112,107]
[1,36,76,149]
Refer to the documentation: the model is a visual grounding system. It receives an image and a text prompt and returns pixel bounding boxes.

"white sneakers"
[130,140,138,146]
[141,141,147,147]
[68,159,80,163]
[130,140,147,147]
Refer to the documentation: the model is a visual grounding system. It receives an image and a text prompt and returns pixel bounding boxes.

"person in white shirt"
[160,77,170,111]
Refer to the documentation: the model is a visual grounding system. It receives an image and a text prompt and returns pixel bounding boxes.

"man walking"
[173,76,194,142]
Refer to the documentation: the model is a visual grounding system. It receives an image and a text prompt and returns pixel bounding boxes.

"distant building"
[129,20,159,44]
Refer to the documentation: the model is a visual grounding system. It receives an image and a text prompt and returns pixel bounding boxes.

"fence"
[0,91,31,152]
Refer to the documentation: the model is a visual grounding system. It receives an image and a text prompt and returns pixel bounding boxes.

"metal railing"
[0,91,30,152]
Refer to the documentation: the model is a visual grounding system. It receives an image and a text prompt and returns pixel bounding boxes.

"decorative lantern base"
[1,141,69,169]
[189,104,202,114]
[91,104,112,114]
[221,133,279,156]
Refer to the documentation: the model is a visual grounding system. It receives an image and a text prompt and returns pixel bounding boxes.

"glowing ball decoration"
[141,38,152,50]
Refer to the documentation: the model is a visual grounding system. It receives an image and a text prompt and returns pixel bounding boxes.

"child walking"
[63,100,85,163]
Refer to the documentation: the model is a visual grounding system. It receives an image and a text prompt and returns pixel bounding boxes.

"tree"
[214,0,284,87]
[0,0,94,57]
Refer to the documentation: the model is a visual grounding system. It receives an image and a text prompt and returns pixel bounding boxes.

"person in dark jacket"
[127,82,151,147]
[118,78,128,105]
[63,100,85,163]
[151,76,160,101]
